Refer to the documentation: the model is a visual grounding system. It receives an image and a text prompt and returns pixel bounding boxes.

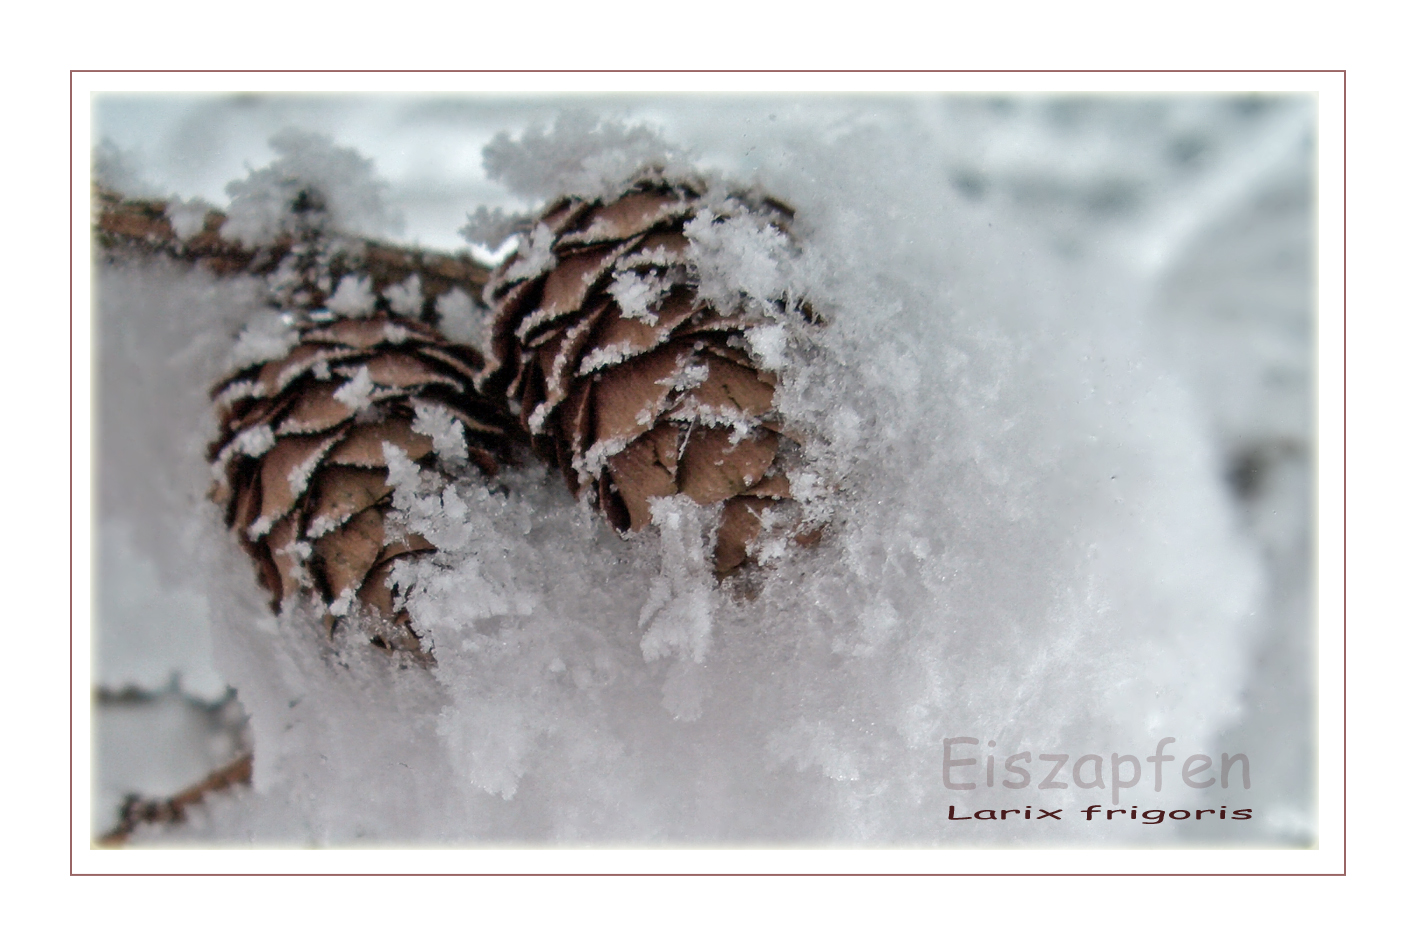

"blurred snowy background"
[91,93,1314,846]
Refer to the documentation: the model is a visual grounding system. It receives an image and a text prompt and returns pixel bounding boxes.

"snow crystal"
[434,287,483,348]
[381,320,411,344]
[458,204,530,251]
[332,365,375,413]
[607,269,671,324]
[576,341,639,376]
[411,401,468,464]
[326,589,356,618]
[212,379,259,409]
[685,208,794,313]
[325,274,376,318]
[228,311,298,368]
[744,323,788,372]
[666,360,709,393]
[220,128,402,246]
[638,496,718,668]
[232,424,275,458]
[383,274,423,317]
[165,196,214,240]
[482,110,692,203]
[503,223,557,282]
[572,436,631,485]
[381,442,422,497]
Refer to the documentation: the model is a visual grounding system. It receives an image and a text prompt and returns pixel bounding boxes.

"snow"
[325,274,376,318]
[220,128,401,245]
[482,111,691,204]
[384,274,424,318]
[165,196,214,240]
[228,311,298,368]
[685,205,795,312]
[411,402,469,464]
[432,287,483,348]
[331,364,375,411]
[93,95,1314,847]
[607,269,670,324]
[502,223,557,282]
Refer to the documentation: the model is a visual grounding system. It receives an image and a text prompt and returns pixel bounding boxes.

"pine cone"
[208,312,514,659]
[150,184,521,661]
[480,175,819,574]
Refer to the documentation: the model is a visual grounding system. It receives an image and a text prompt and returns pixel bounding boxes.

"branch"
[94,188,494,316]
[97,752,254,847]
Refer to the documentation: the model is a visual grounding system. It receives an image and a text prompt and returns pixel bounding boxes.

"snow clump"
[221,128,402,245]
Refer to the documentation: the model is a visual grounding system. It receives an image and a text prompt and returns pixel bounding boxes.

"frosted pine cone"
[209,313,514,659]
[180,182,518,660]
[480,174,821,574]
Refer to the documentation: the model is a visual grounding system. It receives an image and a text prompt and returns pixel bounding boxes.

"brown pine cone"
[208,312,515,660]
[480,175,820,575]
[95,183,519,661]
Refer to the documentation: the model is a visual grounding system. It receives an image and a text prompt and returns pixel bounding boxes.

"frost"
[667,361,709,393]
[383,274,423,317]
[503,224,557,282]
[607,269,671,324]
[638,496,718,671]
[232,424,275,458]
[745,324,789,372]
[458,204,530,251]
[573,436,630,484]
[165,197,214,240]
[434,288,483,347]
[577,342,638,376]
[212,380,259,409]
[411,401,468,464]
[788,470,825,503]
[483,110,692,203]
[221,129,402,246]
[332,365,375,412]
[228,311,298,368]
[381,321,411,344]
[325,274,376,318]
[685,208,794,314]
[381,442,423,498]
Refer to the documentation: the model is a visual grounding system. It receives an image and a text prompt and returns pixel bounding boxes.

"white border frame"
[71,69,1346,876]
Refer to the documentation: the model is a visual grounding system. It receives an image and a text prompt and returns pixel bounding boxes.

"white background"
[2,1,1392,932]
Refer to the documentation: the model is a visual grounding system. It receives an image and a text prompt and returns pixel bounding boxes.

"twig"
[97,752,254,847]
[94,187,493,314]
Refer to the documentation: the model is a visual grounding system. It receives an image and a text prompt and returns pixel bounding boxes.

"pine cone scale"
[604,425,682,530]
[675,428,778,506]
[343,351,462,392]
[315,507,386,605]
[252,431,345,536]
[306,465,394,537]
[589,343,691,446]
[256,345,363,396]
[325,421,434,468]
[557,191,690,247]
[520,241,638,341]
